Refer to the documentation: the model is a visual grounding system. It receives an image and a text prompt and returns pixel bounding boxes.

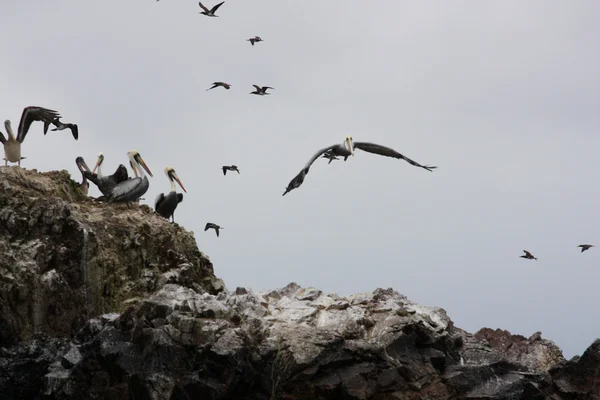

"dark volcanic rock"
[1,167,600,399]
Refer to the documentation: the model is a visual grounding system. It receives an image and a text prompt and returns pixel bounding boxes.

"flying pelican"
[0,106,64,166]
[155,167,187,223]
[205,223,223,237]
[282,135,437,196]
[520,250,538,261]
[107,151,153,203]
[578,244,595,253]
[75,157,92,196]
[250,85,274,96]
[222,165,240,175]
[198,1,224,17]
[44,117,79,140]
[84,152,129,197]
[247,36,263,46]
[207,82,231,91]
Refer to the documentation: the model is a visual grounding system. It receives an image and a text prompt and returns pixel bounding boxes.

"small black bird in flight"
[247,36,263,46]
[222,165,240,175]
[207,82,231,91]
[250,85,274,96]
[44,117,79,140]
[578,244,595,253]
[198,1,225,17]
[205,223,223,237]
[520,250,538,261]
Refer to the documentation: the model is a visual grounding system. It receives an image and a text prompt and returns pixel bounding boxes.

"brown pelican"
[250,85,274,96]
[107,151,153,203]
[247,36,263,46]
[520,250,538,261]
[155,167,187,223]
[0,106,64,166]
[84,152,129,197]
[198,1,224,17]
[207,82,231,91]
[75,157,92,196]
[44,117,78,139]
[205,222,223,237]
[578,244,595,253]
[222,165,240,175]
[282,136,437,196]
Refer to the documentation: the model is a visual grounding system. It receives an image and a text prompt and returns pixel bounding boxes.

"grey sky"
[3,1,600,358]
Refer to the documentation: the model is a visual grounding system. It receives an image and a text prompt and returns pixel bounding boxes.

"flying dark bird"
[44,117,79,140]
[322,152,339,164]
[520,250,538,261]
[108,150,153,203]
[0,106,63,166]
[205,222,223,237]
[207,82,231,91]
[282,135,437,196]
[222,165,240,175]
[250,85,274,96]
[83,152,130,197]
[198,1,224,17]
[247,36,263,46]
[155,167,187,223]
[75,157,92,196]
[578,244,595,253]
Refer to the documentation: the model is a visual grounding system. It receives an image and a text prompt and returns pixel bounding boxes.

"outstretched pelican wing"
[0,131,6,144]
[17,106,61,143]
[198,1,210,12]
[211,1,225,12]
[353,142,437,172]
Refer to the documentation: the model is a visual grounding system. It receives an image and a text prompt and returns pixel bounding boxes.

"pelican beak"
[346,136,355,156]
[92,154,104,174]
[170,170,187,193]
[134,153,153,177]
[130,160,138,177]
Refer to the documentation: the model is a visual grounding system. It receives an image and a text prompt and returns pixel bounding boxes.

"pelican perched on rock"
[107,151,153,203]
[198,1,224,17]
[205,223,223,237]
[282,136,437,196]
[75,157,92,196]
[155,167,187,223]
[247,36,263,46]
[250,85,274,96]
[44,117,79,139]
[0,106,65,166]
[222,165,240,175]
[84,152,129,197]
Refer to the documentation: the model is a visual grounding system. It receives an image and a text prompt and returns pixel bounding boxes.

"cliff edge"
[0,166,599,400]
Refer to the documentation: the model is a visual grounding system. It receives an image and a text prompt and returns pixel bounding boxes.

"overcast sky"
[3,0,600,358]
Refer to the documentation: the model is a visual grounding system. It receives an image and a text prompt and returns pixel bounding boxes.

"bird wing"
[303,144,341,170]
[204,223,211,231]
[17,106,61,143]
[154,193,165,210]
[353,141,437,171]
[215,228,220,237]
[222,166,227,175]
[109,178,141,201]
[263,86,274,90]
[69,124,79,140]
[523,250,533,257]
[113,164,130,183]
[252,85,261,91]
[198,1,209,12]
[176,193,184,203]
[0,131,6,145]
[211,1,225,12]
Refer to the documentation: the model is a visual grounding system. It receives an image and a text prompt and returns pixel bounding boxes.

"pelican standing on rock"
[84,152,129,197]
[75,157,92,196]
[198,1,224,17]
[107,151,153,203]
[283,136,437,196]
[0,106,66,166]
[155,167,187,223]
[250,85,274,96]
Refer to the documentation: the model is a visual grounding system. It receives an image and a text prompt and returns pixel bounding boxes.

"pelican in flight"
[250,85,274,96]
[282,136,437,196]
[0,106,65,166]
[75,157,92,196]
[155,167,187,223]
[44,117,79,140]
[205,223,223,237]
[247,36,263,46]
[107,151,153,203]
[207,82,231,91]
[520,250,538,261]
[198,1,224,17]
[578,244,595,253]
[84,152,129,197]
[222,165,240,175]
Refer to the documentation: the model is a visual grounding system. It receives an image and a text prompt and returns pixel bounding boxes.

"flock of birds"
[1,2,595,255]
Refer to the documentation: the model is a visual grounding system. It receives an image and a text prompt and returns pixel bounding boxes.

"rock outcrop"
[1,166,599,399]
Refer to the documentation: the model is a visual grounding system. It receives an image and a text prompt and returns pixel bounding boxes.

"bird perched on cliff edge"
[155,166,186,223]
[75,157,92,196]
[205,223,223,237]
[520,250,538,261]
[578,244,595,253]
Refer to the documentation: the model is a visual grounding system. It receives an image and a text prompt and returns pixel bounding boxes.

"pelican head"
[92,152,104,174]
[75,156,91,173]
[345,135,355,156]
[4,120,14,137]
[165,166,187,193]
[128,150,153,177]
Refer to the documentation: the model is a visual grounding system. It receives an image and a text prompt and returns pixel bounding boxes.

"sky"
[2,0,600,359]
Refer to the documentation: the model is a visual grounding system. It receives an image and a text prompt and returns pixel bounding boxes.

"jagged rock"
[1,167,600,399]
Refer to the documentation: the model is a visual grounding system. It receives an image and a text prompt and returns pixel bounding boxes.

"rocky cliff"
[1,166,599,400]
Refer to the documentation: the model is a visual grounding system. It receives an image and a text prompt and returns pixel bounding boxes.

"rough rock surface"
[1,167,600,399]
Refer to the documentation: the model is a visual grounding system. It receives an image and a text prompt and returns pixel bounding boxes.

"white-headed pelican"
[107,151,153,203]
